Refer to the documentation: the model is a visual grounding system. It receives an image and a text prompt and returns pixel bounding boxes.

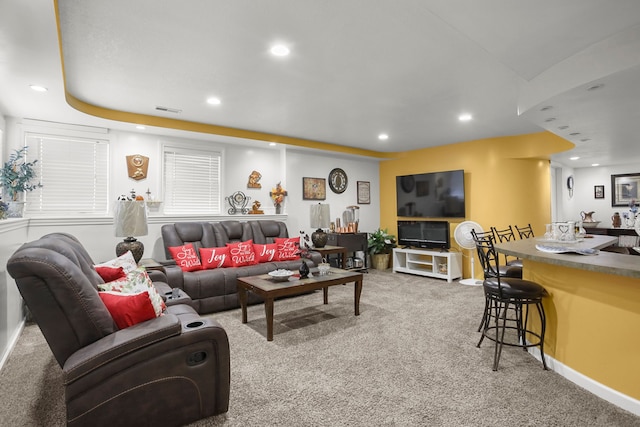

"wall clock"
[328,168,348,194]
[567,175,574,197]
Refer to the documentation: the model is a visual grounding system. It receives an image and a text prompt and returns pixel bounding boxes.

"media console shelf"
[392,247,462,282]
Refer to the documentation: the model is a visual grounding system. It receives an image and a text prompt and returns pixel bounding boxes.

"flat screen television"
[396,169,465,218]
[397,220,451,250]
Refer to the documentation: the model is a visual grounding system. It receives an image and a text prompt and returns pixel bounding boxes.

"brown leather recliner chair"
[7,233,230,426]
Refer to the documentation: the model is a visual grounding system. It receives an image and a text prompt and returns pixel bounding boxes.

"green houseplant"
[0,147,42,217]
[368,228,397,270]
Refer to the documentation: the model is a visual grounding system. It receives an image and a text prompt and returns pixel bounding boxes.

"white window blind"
[25,133,109,215]
[163,146,221,214]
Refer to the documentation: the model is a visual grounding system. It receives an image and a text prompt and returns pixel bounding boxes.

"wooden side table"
[312,245,347,268]
[138,258,165,272]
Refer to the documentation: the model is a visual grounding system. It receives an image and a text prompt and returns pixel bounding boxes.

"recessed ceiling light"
[591,163,600,167]
[29,85,48,92]
[206,97,221,105]
[558,125,569,130]
[270,45,290,56]
[540,106,553,111]
[544,118,556,122]
[458,113,472,122]
[580,138,591,142]
[378,133,389,140]
[587,83,604,91]
[136,125,146,130]
[569,156,580,160]
[569,132,581,136]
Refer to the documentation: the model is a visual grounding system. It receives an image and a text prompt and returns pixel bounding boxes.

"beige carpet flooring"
[0,269,638,426]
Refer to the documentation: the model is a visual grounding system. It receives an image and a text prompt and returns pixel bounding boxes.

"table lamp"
[114,200,148,263]
[310,203,330,248]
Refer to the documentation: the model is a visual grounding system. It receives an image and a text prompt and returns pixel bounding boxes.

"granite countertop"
[494,235,640,279]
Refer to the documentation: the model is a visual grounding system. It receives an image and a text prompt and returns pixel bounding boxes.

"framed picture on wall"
[611,173,640,206]
[357,181,370,204]
[302,177,326,200]
[594,185,605,199]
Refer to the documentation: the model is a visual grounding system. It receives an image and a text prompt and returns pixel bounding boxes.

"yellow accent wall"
[526,261,640,400]
[379,131,574,279]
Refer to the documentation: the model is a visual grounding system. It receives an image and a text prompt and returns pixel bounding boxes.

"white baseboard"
[528,347,640,417]
[0,319,25,373]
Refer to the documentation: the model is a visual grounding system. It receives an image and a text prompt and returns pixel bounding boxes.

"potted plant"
[0,147,43,217]
[367,228,397,270]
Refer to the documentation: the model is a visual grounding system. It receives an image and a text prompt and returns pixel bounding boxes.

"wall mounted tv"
[397,220,451,250]
[396,169,465,218]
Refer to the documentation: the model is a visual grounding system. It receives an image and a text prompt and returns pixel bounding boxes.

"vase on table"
[275,204,282,214]
[299,261,310,278]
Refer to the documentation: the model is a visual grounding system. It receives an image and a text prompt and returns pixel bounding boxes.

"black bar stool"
[472,229,548,371]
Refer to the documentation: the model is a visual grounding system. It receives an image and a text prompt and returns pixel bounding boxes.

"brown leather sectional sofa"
[160,220,322,314]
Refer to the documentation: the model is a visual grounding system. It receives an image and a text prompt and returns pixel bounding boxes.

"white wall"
[557,162,640,228]
[0,118,381,366]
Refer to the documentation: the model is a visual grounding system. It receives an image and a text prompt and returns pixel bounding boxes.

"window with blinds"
[163,145,222,215]
[25,133,109,215]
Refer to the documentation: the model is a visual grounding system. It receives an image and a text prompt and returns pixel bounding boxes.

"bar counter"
[495,235,640,414]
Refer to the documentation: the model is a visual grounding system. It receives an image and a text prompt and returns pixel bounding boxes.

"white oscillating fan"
[454,221,483,286]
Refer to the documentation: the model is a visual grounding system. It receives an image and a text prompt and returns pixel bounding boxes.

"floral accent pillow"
[99,291,157,329]
[253,243,278,263]
[94,251,138,274]
[274,237,300,261]
[199,247,232,269]
[168,243,202,272]
[226,240,257,267]
[98,267,166,317]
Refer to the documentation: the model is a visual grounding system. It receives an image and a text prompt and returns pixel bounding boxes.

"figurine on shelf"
[249,200,264,215]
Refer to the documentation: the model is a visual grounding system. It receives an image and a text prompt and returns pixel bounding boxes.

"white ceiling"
[1,0,640,166]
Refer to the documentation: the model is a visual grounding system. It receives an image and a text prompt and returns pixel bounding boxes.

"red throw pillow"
[99,291,157,329]
[253,243,278,263]
[95,266,126,282]
[274,237,300,261]
[199,247,232,269]
[226,240,257,267]
[168,243,202,272]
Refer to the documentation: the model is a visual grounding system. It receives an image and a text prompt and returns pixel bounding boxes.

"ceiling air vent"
[155,106,182,114]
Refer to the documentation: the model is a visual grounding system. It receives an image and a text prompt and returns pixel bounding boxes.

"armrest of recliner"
[161,264,185,288]
[63,314,182,383]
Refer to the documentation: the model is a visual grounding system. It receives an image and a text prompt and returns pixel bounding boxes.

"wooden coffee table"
[237,267,363,341]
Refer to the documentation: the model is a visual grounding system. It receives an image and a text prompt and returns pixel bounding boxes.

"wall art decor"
[247,170,262,188]
[611,173,640,206]
[126,154,149,180]
[594,185,605,199]
[303,177,326,200]
[357,181,370,204]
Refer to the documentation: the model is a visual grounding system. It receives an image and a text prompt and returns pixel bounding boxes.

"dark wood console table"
[326,232,368,271]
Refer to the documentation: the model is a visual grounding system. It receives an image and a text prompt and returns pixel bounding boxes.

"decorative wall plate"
[328,168,348,194]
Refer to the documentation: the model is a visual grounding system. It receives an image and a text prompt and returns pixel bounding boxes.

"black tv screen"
[397,220,451,250]
[396,169,465,218]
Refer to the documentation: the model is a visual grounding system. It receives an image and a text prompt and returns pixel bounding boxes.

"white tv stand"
[392,247,462,283]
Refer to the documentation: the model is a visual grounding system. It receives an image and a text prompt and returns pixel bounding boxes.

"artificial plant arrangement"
[0,147,43,201]
[367,228,397,255]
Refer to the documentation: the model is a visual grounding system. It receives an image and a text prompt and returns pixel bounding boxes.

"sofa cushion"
[226,240,257,267]
[98,267,167,317]
[99,291,157,329]
[94,266,126,282]
[274,237,300,261]
[253,243,278,263]
[168,243,203,272]
[199,247,232,269]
